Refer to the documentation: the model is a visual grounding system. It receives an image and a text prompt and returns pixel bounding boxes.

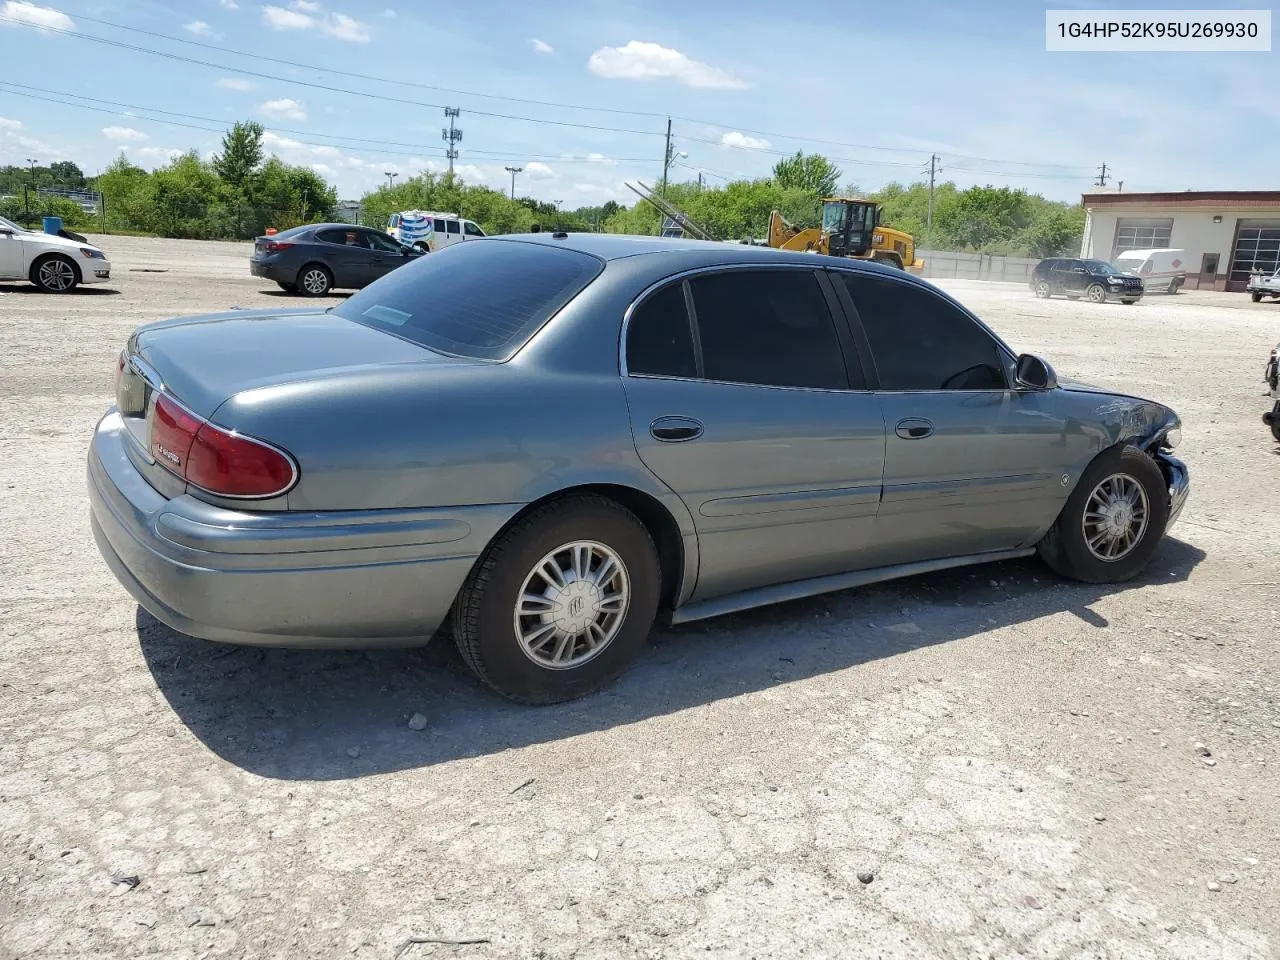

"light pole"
[384,171,398,190]
[504,165,522,200]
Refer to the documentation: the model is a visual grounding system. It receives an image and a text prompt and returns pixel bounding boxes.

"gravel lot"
[2,235,1278,959]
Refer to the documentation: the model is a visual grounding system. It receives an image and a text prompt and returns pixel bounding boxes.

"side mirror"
[0,227,14,237]
[1015,353,1058,390]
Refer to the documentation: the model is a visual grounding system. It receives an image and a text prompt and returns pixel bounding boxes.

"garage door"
[1230,219,1280,287]
[1111,218,1173,259]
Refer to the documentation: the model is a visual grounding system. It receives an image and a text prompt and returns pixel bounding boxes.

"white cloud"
[0,1,74,31]
[309,162,334,175]
[218,0,238,8]
[525,161,555,179]
[258,98,307,121]
[380,8,395,17]
[137,146,183,162]
[261,4,370,42]
[216,77,253,91]
[184,20,211,35]
[101,125,148,142]
[587,40,745,89]
[0,117,21,131]
[586,152,616,165]
[531,38,553,54]
[720,131,771,150]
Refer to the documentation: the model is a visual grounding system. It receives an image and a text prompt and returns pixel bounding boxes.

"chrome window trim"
[618,261,871,394]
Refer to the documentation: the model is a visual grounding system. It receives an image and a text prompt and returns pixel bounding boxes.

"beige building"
[1080,190,1280,291]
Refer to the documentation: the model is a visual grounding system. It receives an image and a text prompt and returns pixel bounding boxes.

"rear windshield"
[333,239,604,361]
[268,224,313,240]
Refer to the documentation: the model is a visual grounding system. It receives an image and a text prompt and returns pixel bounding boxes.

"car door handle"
[895,418,934,440]
[650,416,703,442]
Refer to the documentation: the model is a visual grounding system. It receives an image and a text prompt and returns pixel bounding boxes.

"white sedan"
[0,215,112,293]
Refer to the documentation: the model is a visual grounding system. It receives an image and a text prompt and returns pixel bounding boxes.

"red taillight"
[262,241,293,253]
[149,393,296,498]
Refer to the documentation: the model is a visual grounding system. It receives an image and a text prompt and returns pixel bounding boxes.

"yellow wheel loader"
[767,198,924,274]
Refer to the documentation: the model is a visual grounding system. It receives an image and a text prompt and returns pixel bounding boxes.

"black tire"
[1037,445,1171,584]
[1086,283,1108,304]
[276,280,297,293]
[872,253,904,270]
[1121,299,1137,305]
[412,241,429,254]
[30,254,80,293]
[1253,292,1263,303]
[1167,280,1179,295]
[296,263,332,297]
[1033,279,1051,299]
[452,495,661,704]
[1269,401,1280,443]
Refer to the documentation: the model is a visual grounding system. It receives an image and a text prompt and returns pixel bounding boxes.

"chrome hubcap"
[39,259,75,290]
[1035,281,1049,297]
[1082,473,1149,561]
[303,270,327,294]
[1088,285,1106,302]
[514,541,630,670]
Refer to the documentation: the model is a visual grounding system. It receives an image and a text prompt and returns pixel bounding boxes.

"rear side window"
[335,240,603,361]
[839,273,1006,391]
[626,283,697,379]
[446,220,461,235]
[688,270,848,390]
[431,219,446,233]
[315,228,349,245]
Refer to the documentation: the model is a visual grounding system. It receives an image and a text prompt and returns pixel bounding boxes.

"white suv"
[386,210,485,253]
[0,215,112,292]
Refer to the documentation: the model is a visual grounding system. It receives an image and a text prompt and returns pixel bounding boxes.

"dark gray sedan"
[90,234,1189,704]
[249,222,421,296]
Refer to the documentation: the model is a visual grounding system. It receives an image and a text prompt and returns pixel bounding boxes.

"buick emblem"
[568,597,584,617]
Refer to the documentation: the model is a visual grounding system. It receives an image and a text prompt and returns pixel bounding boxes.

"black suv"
[1031,258,1144,304]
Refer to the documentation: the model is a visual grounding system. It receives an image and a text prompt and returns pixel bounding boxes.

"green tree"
[772,151,842,198]
[212,121,265,191]
[48,161,87,189]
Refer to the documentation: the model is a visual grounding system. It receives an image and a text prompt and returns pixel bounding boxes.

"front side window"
[839,273,1007,391]
[464,221,485,237]
[626,283,697,379]
[366,231,405,253]
[315,228,349,245]
[688,269,849,390]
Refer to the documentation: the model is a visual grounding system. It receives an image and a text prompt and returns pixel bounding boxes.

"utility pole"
[442,107,462,176]
[697,171,703,193]
[925,153,940,249]
[1094,162,1110,187]
[25,157,37,222]
[660,116,672,197]
[504,165,522,200]
[384,171,398,190]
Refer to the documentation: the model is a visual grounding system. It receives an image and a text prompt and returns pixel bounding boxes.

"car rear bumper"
[249,258,289,282]
[88,410,519,648]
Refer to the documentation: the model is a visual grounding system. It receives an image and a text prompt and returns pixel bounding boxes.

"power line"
[13,10,1100,176]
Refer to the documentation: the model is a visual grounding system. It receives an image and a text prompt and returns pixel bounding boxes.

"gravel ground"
[1,235,1278,959]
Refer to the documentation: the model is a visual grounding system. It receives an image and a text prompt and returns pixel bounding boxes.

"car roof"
[485,231,899,269]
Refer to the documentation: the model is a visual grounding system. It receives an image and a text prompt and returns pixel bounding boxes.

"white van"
[1113,248,1187,294]
[386,210,485,252]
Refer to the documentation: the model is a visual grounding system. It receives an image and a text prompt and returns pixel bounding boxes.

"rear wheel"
[453,495,661,704]
[1253,292,1264,303]
[1121,299,1137,305]
[1087,283,1108,304]
[872,253,904,270]
[296,264,332,297]
[1033,280,1051,299]
[412,241,429,254]
[1266,401,1280,443]
[1167,280,1179,295]
[1037,445,1170,584]
[31,254,80,293]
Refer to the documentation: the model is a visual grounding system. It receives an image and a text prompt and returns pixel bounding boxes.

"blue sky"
[0,0,1274,206]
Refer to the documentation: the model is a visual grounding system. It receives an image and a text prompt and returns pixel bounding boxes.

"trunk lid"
[131,308,473,419]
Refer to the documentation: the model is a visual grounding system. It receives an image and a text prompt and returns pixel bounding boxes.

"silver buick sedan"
[89,234,1189,704]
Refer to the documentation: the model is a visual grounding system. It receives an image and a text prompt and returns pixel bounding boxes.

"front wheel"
[453,495,661,704]
[1033,280,1051,299]
[32,254,79,293]
[1267,401,1280,443]
[1167,280,1179,295]
[412,241,429,254]
[1037,445,1170,584]
[1253,292,1264,303]
[1086,283,1108,304]
[1121,299,1138,305]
